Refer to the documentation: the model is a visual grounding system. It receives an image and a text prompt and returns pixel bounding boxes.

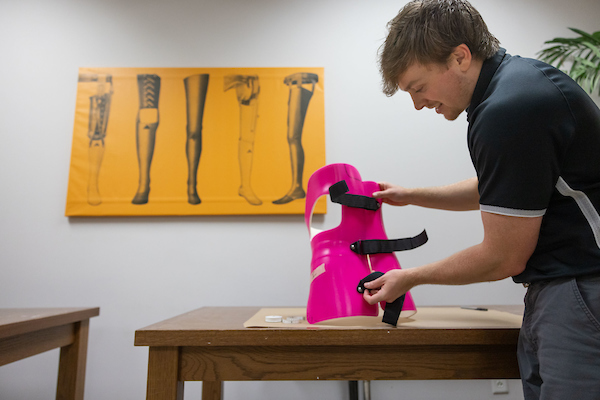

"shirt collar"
[467,48,507,120]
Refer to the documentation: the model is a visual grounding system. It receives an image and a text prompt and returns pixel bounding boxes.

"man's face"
[397,60,473,121]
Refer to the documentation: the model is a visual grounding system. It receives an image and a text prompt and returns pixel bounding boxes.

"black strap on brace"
[382,295,405,326]
[329,180,380,211]
[350,230,428,255]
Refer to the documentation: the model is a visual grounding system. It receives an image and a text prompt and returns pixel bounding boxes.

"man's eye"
[416,87,424,93]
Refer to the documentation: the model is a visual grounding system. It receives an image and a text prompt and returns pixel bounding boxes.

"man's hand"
[372,182,413,206]
[362,269,413,305]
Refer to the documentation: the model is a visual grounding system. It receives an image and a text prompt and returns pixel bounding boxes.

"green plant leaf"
[539,27,600,95]
[576,58,598,68]
[580,42,600,60]
[592,70,600,95]
[569,28,600,44]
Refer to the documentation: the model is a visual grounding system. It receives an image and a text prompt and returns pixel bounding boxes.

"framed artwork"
[65,67,326,216]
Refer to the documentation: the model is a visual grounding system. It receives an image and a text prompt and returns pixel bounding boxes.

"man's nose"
[410,93,426,110]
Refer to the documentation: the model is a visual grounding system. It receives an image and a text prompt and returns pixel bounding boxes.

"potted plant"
[538,28,600,95]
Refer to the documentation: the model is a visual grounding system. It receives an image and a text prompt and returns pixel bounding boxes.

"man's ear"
[453,44,473,72]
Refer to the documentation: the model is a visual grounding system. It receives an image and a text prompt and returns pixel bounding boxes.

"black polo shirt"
[466,48,600,283]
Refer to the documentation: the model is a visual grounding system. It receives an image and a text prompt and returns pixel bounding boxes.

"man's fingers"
[363,290,382,305]
[363,276,385,290]
[362,275,386,305]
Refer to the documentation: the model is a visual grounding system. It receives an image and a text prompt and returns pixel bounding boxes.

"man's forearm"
[405,241,524,288]
[363,211,542,305]
[363,243,519,304]
[407,177,479,211]
[407,207,539,287]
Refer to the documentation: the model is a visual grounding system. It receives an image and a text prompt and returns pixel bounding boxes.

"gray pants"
[518,274,600,400]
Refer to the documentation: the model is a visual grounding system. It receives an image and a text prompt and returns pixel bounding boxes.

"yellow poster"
[65,67,326,216]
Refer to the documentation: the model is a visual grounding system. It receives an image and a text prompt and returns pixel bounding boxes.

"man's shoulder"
[495,55,579,102]
[475,56,572,122]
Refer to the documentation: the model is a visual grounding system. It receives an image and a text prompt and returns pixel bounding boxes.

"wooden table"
[0,307,100,400]
[135,306,523,400]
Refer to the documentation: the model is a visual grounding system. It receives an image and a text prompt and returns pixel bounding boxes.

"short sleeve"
[468,79,573,217]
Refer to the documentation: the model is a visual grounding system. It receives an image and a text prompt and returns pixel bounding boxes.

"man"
[362,1,600,399]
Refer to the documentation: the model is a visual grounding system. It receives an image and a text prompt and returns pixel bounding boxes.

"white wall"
[0,0,599,399]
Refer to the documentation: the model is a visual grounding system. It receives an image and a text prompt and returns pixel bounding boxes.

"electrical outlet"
[492,379,509,394]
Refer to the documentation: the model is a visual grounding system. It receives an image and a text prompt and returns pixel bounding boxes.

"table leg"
[349,381,358,400]
[202,381,222,400]
[147,347,184,400]
[56,320,90,400]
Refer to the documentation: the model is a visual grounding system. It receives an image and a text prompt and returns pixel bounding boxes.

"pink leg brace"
[305,163,427,325]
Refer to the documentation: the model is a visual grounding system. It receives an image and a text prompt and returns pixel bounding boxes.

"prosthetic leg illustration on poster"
[184,74,210,205]
[79,73,113,206]
[224,74,262,206]
[273,72,319,205]
[132,74,161,205]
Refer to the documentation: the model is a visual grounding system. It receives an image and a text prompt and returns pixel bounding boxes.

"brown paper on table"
[243,307,522,329]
